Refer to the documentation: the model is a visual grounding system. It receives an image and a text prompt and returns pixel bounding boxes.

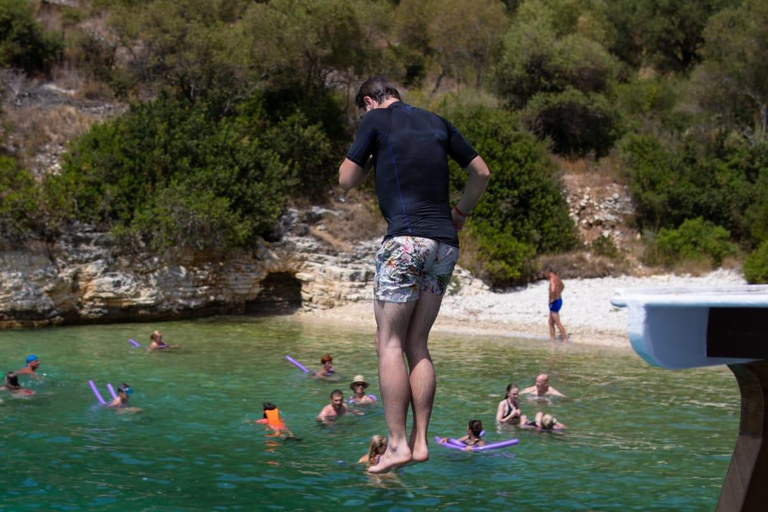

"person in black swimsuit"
[496,383,522,424]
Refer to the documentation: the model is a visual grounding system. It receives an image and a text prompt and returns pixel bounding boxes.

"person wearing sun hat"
[349,375,377,405]
[14,354,41,380]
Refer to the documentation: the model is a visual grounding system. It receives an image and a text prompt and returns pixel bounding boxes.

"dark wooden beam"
[707,308,768,359]
[718,360,768,511]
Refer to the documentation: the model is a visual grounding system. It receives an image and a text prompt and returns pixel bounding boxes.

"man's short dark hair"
[355,76,401,109]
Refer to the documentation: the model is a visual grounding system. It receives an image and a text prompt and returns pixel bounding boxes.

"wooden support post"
[718,360,768,511]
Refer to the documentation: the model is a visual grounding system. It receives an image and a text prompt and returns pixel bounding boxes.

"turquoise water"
[1,317,738,511]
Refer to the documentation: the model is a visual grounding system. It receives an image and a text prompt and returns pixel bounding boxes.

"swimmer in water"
[14,354,42,380]
[521,373,566,398]
[438,420,486,451]
[316,389,360,423]
[109,383,141,413]
[349,375,376,405]
[313,354,335,378]
[147,330,181,353]
[521,412,566,431]
[257,402,296,439]
[0,372,35,397]
[496,384,522,425]
[359,435,388,468]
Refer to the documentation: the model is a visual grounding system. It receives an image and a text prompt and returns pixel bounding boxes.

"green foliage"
[646,217,737,268]
[0,156,39,239]
[496,2,620,156]
[743,239,768,284]
[605,0,738,73]
[590,234,621,259]
[694,0,768,141]
[0,0,62,73]
[55,93,331,252]
[524,87,617,157]
[444,106,578,285]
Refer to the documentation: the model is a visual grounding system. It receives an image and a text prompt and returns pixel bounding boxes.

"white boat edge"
[610,286,768,369]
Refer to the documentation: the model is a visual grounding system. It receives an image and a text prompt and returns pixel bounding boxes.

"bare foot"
[367,446,412,474]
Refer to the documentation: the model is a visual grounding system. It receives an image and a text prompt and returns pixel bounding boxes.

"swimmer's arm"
[339,157,373,191]
[520,386,535,395]
[549,387,566,397]
[495,402,505,422]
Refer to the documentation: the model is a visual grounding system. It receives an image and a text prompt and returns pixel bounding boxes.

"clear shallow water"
[1,317,738,511]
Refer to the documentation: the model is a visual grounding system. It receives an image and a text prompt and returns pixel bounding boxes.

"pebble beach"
[298,269,747,348]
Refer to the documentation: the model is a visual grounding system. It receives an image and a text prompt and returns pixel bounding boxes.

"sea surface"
[0,317,738,511]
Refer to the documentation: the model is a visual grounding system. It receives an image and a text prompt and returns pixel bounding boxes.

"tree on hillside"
[694,0,768,142]
[605,0,739,73]
[496,0,620,156]
[108,0,251,112]
[0,0,62,74]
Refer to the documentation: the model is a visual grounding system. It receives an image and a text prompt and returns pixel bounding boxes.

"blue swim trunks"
[549,298,563,313]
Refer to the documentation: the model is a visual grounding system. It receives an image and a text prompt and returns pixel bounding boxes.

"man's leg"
[549,312,557,342]
[552,312,568,342]
[403,292,443,463]
[369,299,417,473]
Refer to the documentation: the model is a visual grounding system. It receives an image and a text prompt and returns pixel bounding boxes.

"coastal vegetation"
[2,0,768,284]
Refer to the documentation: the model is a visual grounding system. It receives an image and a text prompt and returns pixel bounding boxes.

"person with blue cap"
[15,354,41,380]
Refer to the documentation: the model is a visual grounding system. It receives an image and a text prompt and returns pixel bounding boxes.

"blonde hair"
[541,414,556,429]
[365,435,387,466]
[150,330,162,342]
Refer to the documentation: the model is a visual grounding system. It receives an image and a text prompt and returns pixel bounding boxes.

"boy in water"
[257,402,296,439]
[316,389,356,423]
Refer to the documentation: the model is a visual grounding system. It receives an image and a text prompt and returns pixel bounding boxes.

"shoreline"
[294,269,746,349]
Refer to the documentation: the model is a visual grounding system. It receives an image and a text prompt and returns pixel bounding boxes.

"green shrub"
[0,0,62,73]
[524,88,618,158]
[441,106,578,285]
[590,235,622,259]
[647,217,737,268]
[56,93,295,252]
[0,156,39,239]
[743,240,768,284]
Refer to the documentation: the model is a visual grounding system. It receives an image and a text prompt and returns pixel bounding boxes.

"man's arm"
[520,386,535,395]
[451,156,491,231]
[548,386,566,397]
[339,156,374,192]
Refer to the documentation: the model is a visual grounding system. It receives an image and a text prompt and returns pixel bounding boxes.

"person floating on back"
[338,76,491,473]
[544,265,568,343]
[521,412,567,431]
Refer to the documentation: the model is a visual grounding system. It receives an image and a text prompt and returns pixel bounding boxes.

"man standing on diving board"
[339,77,491,473]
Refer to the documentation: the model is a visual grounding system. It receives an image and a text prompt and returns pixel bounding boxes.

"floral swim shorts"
[374,236,459,303]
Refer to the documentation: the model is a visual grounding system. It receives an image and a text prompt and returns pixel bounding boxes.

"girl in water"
[439,420,486,451]
[359,435,387,468]
[496,383,522,424]
[147,330,181,353]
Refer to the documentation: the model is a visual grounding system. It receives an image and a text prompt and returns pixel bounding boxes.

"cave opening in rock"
[245,272,302,316]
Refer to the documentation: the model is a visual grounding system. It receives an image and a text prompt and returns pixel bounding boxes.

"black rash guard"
[345,102,478,247]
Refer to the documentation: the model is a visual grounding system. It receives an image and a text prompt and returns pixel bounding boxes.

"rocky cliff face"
[0,211,374,328]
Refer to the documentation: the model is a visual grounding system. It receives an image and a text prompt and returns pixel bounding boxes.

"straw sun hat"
[349,375,370,391]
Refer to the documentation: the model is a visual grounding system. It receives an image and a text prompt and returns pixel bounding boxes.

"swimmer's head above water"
[5,372,20,389]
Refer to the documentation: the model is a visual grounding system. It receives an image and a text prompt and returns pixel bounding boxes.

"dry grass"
[321,189,387,243]
[3,104,98,173]
[552,151,626,184]
[536,251,633,280]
